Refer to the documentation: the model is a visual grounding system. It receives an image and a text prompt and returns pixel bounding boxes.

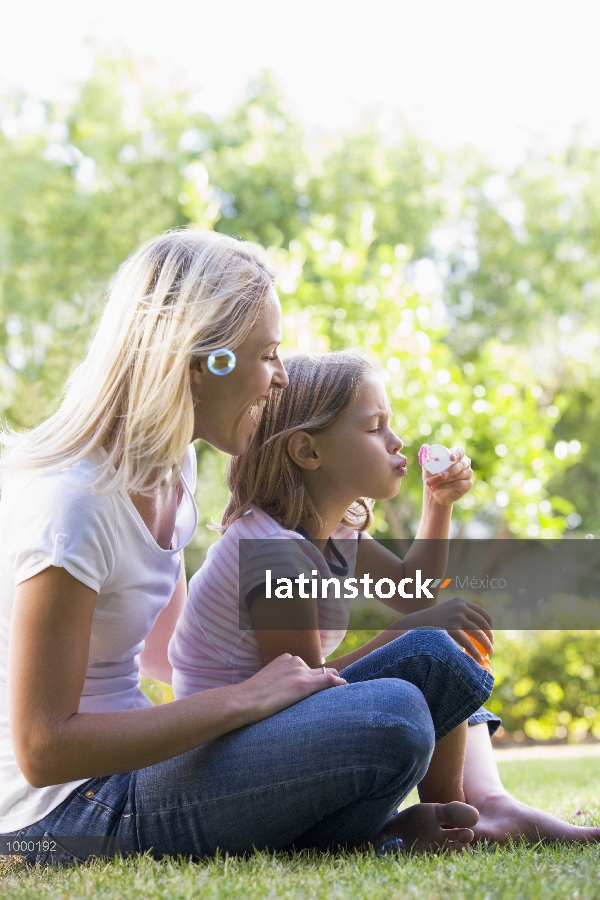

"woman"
[0,230,492,862]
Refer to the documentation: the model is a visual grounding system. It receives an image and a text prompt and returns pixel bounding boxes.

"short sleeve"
[173,445,198,551]
[239,534,326,608]
[182,444,197,494]
[2,468,118,593]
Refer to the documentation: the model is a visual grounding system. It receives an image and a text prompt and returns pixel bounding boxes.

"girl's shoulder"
[224,504,304,542]
[196,505,302,576]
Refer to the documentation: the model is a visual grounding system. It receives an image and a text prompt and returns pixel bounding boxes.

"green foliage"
[488,631,600,742]
[140,676,174,706]
[309,126,445,260]
[443,146,600,534]
[205,72,309,248]
[0,57,218,428]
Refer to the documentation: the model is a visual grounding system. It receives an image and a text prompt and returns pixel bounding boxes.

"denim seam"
[75,796,120,814]
[469,711,500,723]
[132,765,408,817]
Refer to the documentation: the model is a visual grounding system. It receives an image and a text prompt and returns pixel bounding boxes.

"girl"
[170,350,496,843]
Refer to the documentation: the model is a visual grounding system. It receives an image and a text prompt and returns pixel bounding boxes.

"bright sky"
[1,0,599,167]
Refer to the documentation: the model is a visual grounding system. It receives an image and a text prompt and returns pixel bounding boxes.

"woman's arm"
[8,566,345,788]
[140,551,186,685]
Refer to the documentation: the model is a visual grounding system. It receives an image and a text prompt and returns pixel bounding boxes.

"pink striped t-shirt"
[169,504,359,697]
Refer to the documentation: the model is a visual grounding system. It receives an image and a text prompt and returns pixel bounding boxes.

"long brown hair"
[222,350,377,534]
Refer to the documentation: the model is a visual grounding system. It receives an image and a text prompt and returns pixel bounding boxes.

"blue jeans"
[1,630,493,863]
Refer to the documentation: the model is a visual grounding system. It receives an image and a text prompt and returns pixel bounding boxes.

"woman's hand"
[236,654,347,723]
[423,446,473,507]
[398,596,493,661]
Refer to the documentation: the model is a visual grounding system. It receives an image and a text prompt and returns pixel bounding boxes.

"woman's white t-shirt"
[0,446,198,832]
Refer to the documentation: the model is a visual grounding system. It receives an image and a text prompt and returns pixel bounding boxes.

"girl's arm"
[9,566,345,788]
[140,551,187,685]
[327,596,493,669]
[251,591,323,668]
[251,587,493,671]
[354,447,473,614]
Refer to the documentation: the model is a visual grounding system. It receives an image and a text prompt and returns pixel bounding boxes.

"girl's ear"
[287,431,321,470]
[190,358,203,386]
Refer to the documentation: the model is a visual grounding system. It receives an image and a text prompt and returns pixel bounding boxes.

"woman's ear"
[190,358,203,386]
[286,431,321,470]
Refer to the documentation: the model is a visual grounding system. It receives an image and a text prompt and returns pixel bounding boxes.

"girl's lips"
[394,458,408,475]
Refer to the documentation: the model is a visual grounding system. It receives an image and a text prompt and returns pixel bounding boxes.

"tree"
[442,143,600,534]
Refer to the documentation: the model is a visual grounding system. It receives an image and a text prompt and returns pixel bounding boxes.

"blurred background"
[1,0,599,741]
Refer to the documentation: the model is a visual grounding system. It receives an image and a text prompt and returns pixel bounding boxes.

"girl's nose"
[388,431,403,453]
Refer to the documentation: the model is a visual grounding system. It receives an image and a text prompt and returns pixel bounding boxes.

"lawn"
[2,757,600,900]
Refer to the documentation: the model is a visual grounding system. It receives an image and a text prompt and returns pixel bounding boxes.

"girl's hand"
[399,596,494,661]
[237,653,347,723]
[423,446,473,506]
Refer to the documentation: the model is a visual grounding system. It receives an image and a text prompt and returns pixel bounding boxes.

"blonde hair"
[1,229,276,493]
[222,351,377,535]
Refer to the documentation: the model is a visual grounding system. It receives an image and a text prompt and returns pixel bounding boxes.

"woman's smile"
[248,395,270,425]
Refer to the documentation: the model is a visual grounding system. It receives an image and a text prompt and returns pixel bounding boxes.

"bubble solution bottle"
[464,634,493,673]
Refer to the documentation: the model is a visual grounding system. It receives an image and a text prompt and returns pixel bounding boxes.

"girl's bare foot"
[473,792,600,845]
[374,801,479,854]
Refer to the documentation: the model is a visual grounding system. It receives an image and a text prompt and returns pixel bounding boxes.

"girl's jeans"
[1,630,494,863]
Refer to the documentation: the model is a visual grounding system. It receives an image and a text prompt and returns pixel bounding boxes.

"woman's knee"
[343,679,435,765]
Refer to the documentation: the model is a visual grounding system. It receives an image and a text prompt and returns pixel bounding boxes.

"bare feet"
[374,801,480,854]
[472,792,600,845]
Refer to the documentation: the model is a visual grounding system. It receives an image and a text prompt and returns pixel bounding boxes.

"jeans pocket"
[35,831,121,865]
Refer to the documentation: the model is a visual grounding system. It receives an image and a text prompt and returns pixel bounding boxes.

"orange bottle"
[464,634,493,673]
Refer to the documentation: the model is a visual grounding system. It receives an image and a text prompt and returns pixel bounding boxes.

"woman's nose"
[272,357,289,390]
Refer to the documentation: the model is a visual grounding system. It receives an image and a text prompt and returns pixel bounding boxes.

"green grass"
[2,758,600,900]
